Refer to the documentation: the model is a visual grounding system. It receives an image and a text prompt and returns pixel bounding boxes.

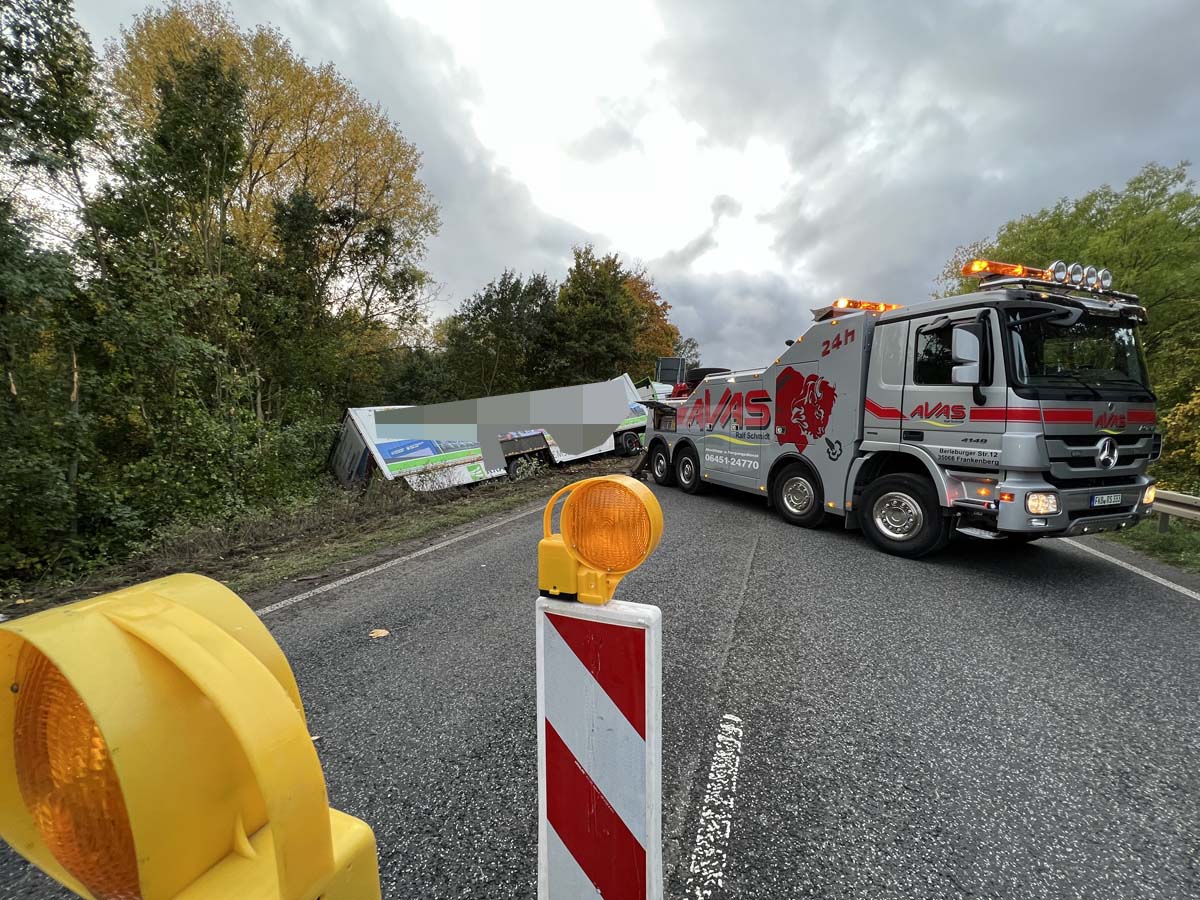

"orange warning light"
[961,259,1050,280]
[831,298,903,313]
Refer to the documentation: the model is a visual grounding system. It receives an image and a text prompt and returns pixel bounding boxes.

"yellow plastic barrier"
[0,574,380,900]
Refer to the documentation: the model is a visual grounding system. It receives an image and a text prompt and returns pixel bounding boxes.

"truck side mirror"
[951,323,982,385]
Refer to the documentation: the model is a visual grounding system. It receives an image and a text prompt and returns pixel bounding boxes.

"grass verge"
[1,456,633,617]
[1100,515,1200,575]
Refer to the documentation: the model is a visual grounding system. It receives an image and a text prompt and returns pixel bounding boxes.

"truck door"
[902,310,1006,468]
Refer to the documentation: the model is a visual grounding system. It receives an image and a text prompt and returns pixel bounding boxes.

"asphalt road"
[3,480,1200,899]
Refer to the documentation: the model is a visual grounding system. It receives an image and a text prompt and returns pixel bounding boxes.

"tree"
[0,199,81,576]
[536,245,641,387]
[442,270,556,397]
[107,0,438,315]
[623,268,680,379]
[940,161,1200,487]
[673,335,702,370]
[0,0,99,170]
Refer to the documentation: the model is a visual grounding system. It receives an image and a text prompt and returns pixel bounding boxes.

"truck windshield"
[1007,309,1153,399]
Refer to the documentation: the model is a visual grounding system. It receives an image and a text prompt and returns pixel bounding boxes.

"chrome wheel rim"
[680,457,695,485]
[781,477,814,515]
[873,491,924,541]
[653,453,667,478]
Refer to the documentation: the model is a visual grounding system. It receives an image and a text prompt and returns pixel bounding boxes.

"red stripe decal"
[864,397,905,420]
[1042,408,1093,424]
[1006,407,1043,422]
[967,408,1007,422]
[546,722,646,899]
[547,613,646,738]
[1128,409,1157,425]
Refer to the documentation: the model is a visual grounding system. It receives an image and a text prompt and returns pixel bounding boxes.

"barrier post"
[535,475,664,900]
[536,597,662,900]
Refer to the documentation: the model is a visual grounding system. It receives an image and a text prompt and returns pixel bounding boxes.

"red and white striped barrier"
[536,596,662,900]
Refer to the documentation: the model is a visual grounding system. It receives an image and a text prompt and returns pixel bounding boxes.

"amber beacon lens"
[565,480,653,572]
[13,643,140,900]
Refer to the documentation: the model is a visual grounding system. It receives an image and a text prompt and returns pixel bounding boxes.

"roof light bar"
[831,297,903,313]
[964,257,1117,292]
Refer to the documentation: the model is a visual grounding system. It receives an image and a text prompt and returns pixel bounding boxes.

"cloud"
[643,0,1200,363]
[567,120,643,162]
[73,0,1200,369]
[657,192,744,269]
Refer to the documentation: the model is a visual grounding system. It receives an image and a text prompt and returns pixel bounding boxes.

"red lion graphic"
[775,367,837,452]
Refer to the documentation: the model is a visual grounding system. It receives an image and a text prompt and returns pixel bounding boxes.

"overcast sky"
[76,0,1199,370]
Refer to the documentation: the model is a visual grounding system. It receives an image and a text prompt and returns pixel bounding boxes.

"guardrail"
[1157,490,1200,532]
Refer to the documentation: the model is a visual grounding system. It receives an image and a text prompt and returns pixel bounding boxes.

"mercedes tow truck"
[639,259,1160,558]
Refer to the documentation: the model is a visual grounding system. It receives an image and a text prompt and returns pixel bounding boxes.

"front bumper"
[951,473,1155,536]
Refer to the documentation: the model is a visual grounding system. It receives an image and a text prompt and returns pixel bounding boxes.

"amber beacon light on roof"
[962,258,1114,291]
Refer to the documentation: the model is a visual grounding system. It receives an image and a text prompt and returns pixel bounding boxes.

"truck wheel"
[674,446,704,494]
[616,430,641,457]
[772,463,825,528]
[859,473,952,558]
[650,445,676,486]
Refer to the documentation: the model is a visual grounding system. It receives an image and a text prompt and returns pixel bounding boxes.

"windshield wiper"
[1036,373,1103,399]
[1088,376,1156,399]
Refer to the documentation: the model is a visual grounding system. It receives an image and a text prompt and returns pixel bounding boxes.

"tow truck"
[638,259,1161,558]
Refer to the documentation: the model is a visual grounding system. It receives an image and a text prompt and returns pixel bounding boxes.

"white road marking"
[256,505,543,618]
[686,714,745,899]
[1062,538,1200,602]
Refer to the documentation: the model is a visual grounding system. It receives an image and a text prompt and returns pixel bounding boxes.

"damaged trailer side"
[331,375,649,490]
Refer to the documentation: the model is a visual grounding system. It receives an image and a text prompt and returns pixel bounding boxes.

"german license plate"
[1090,493,1122,508]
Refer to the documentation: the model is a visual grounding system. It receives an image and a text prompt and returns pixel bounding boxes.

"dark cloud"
[567,120,642,162]
[649,0,1200,364]
[656,0,1200,254]
[658,192,743,269]
[655,269,815,371]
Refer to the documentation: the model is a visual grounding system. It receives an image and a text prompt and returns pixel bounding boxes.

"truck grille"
[1044,433,1154,481]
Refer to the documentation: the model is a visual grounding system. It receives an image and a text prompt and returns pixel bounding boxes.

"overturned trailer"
[331,375,649,490]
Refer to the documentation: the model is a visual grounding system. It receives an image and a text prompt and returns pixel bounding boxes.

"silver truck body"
[642,281,1159,556]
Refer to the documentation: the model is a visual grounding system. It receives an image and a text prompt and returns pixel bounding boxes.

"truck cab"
[641,259,1160,558]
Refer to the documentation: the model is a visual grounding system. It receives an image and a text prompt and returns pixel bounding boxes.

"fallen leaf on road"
[14,599,33,605]
[369,628,390,639]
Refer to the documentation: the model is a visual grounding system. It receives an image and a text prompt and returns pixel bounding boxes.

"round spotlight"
[1084,265,1098,288]
[1068,263,1084,285]
[1049,260,1068,283]
[1099,268,1113,289]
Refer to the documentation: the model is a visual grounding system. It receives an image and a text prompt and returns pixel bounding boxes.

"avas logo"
[681,387,772,430]
[1096,412,1126,429]
[775,367,837,452]
[909,402,966,422]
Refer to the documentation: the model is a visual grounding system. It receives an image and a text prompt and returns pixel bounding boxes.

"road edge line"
[256,504,544,618]
[1062,538,1200,602]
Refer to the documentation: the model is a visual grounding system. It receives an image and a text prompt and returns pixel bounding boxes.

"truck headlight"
[1143,484,1156,506]
[1025,492,1059,515]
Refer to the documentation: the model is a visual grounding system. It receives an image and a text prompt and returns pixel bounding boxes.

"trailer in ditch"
[331,374,649,490]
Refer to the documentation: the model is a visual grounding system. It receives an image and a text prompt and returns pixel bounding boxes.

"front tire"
[674,445,704,494]
[772,462,826,528]
[859,473,951,558]
[650,444,676,486]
